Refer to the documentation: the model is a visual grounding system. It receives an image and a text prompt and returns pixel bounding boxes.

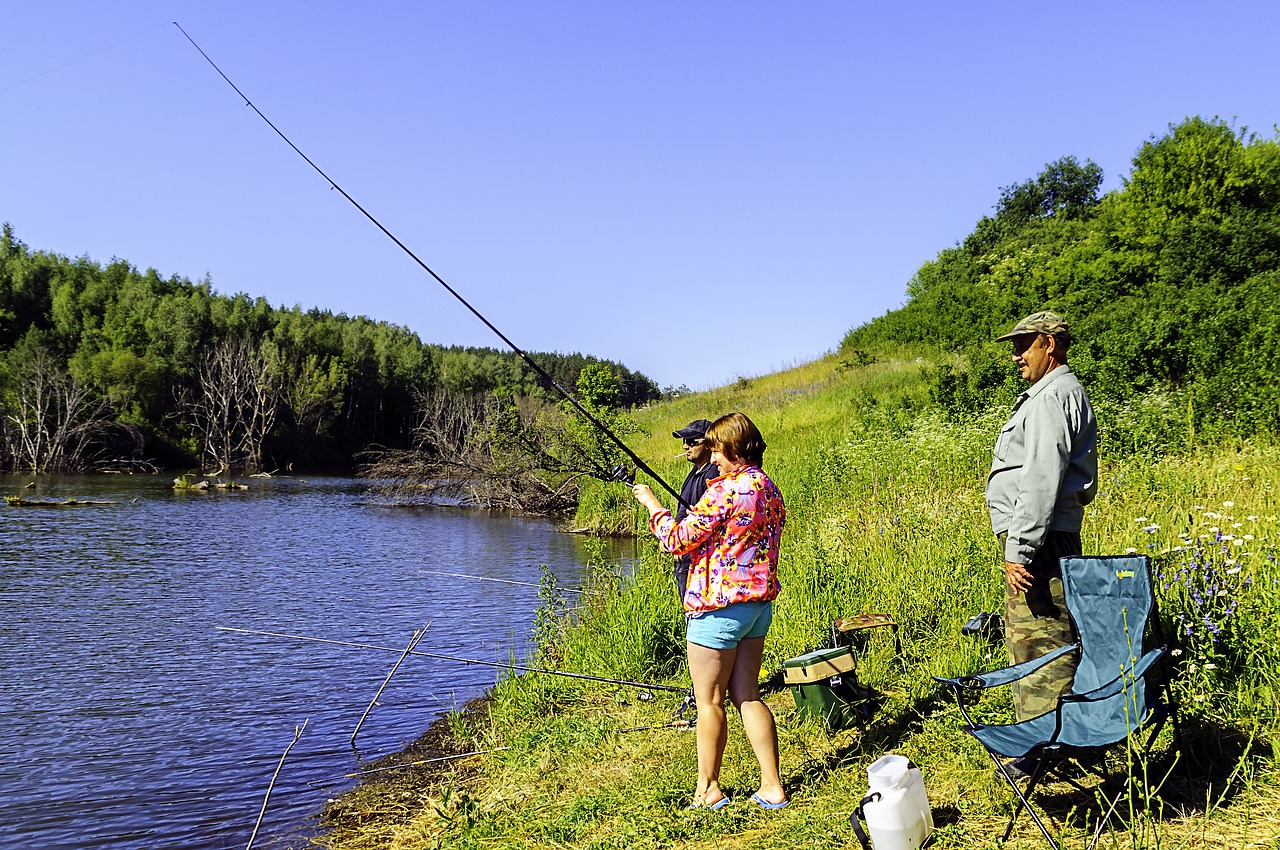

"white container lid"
[867,754,909,789]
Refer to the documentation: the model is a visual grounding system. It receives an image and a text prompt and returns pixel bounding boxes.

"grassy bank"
[320,350,1280,849]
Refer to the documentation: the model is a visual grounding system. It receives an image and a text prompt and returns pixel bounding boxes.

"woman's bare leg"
[728,636,786,804]
[687,641,735,805]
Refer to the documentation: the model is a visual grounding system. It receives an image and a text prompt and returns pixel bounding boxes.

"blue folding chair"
[936,555,1180,849]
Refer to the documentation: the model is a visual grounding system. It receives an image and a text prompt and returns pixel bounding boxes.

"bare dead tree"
[359,390,608,515]
[0,347,113,473]
[181,337,282,473]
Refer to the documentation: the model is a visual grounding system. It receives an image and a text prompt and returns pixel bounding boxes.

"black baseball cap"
[672,419,712,440]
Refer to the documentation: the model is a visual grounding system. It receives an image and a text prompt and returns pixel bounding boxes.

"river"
[0,473,619,849]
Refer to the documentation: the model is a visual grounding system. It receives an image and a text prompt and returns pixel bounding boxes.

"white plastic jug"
[850,754,934,850]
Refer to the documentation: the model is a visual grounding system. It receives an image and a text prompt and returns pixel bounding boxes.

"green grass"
[319,349,1280,850]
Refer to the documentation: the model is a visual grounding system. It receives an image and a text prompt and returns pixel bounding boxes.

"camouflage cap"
[995,311,1071,342]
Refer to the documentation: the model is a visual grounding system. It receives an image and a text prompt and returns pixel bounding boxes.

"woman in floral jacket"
[632,412,788,811]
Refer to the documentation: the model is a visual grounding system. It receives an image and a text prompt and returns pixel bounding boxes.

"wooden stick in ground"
[350,625,429,750]
[245,718,307,850]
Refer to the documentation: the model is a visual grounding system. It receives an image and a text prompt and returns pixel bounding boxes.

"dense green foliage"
[843,116,1280,453]
[0,225,659,472]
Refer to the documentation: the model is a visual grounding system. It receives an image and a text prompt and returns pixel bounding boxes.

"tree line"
[0,226,660,477]
[843,115,1280,453]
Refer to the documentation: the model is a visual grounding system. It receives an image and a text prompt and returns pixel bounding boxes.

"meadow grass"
[321,350,1280,850]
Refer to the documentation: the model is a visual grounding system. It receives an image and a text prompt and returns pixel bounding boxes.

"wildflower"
[1223,501,1235,508]
[1143,524,1160,533]
[1244,534,1254,541]
[1125,547,1138,554]
[1170,648,1183,657]
[1204,662,1217,670]
[1248,515,1258,521]
[1135,517,1149,523]
[1233,539,1245,547]
[1232,523,1243,529]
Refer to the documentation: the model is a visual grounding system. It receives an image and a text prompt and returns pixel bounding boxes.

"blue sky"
[4,2,1278,390]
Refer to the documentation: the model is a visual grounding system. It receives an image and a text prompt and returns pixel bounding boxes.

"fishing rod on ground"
[217,626,690,697]
[174,23,689,511]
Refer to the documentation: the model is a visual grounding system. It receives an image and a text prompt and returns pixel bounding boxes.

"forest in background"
[0,224,660,478]
[844,115,1280,454]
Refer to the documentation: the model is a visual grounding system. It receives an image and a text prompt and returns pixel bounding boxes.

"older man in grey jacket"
[986,311,1097,732]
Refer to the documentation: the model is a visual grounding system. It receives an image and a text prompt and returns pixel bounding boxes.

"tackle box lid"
[781,645,856,684]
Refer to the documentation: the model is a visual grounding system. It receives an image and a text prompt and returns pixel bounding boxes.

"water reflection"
[0,474,622,849]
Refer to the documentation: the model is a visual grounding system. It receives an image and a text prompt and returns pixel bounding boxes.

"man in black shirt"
[671,418,720,602]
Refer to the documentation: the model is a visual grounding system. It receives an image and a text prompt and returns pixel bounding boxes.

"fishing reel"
[608,464,636,485]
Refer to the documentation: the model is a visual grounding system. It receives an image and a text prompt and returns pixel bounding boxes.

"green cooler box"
[782,646,859,729]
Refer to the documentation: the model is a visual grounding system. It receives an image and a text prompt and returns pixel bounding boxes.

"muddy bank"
[319,696,491,842]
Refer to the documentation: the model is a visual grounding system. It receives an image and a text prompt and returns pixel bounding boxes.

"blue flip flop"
[687,795,731,811]
[750,792,789,810]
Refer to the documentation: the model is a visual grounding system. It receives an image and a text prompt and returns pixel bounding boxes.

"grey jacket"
[986,365,1098,565]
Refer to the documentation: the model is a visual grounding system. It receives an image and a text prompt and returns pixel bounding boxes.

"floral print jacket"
[650,465,785,614]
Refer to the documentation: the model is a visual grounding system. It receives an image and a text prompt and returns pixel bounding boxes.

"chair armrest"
[935,643,1080,691]
[1061,647,1166,704]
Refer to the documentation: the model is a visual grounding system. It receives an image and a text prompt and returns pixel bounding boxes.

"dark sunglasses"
[683,437,704,447]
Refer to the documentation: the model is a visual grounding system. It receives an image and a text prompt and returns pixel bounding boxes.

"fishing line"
[0,23,168,96]
[417,568,583,594]
[218,626,689,694]
[173,22,687,508]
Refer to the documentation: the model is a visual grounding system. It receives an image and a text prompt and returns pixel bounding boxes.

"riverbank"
[316,352,1280,849]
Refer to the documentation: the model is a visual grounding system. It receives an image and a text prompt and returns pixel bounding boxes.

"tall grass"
[321,350,1280,850]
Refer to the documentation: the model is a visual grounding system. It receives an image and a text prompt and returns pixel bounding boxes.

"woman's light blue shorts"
[686,600,773,650]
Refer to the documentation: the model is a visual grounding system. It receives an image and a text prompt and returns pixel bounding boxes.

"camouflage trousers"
[998,531,1082,722]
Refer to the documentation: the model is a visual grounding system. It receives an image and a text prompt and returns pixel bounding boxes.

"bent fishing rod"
[217,626,688,694]
[174,23,688,510]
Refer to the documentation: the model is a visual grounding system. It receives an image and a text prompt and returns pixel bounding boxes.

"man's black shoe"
[994,757,1038,782]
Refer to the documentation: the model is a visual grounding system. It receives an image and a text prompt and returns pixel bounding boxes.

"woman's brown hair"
[704,412,766,466]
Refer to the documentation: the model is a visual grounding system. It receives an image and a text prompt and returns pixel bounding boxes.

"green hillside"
[844,116,1280,454]
[324,351,1279,850]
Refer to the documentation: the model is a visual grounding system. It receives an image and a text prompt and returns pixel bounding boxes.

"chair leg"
[988,751,1059,850]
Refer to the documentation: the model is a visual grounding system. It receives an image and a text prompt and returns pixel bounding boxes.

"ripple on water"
[0,474,612,849]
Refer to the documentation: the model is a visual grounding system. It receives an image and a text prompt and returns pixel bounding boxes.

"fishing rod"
[174,23,688,510]
[217,626,689,694]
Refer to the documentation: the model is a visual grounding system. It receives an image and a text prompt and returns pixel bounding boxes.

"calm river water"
[0,474,617,849]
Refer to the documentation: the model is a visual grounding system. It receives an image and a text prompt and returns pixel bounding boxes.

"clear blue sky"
[4,2,1278,390]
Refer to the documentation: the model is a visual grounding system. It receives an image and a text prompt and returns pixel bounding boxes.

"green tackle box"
[782,646,859,729]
